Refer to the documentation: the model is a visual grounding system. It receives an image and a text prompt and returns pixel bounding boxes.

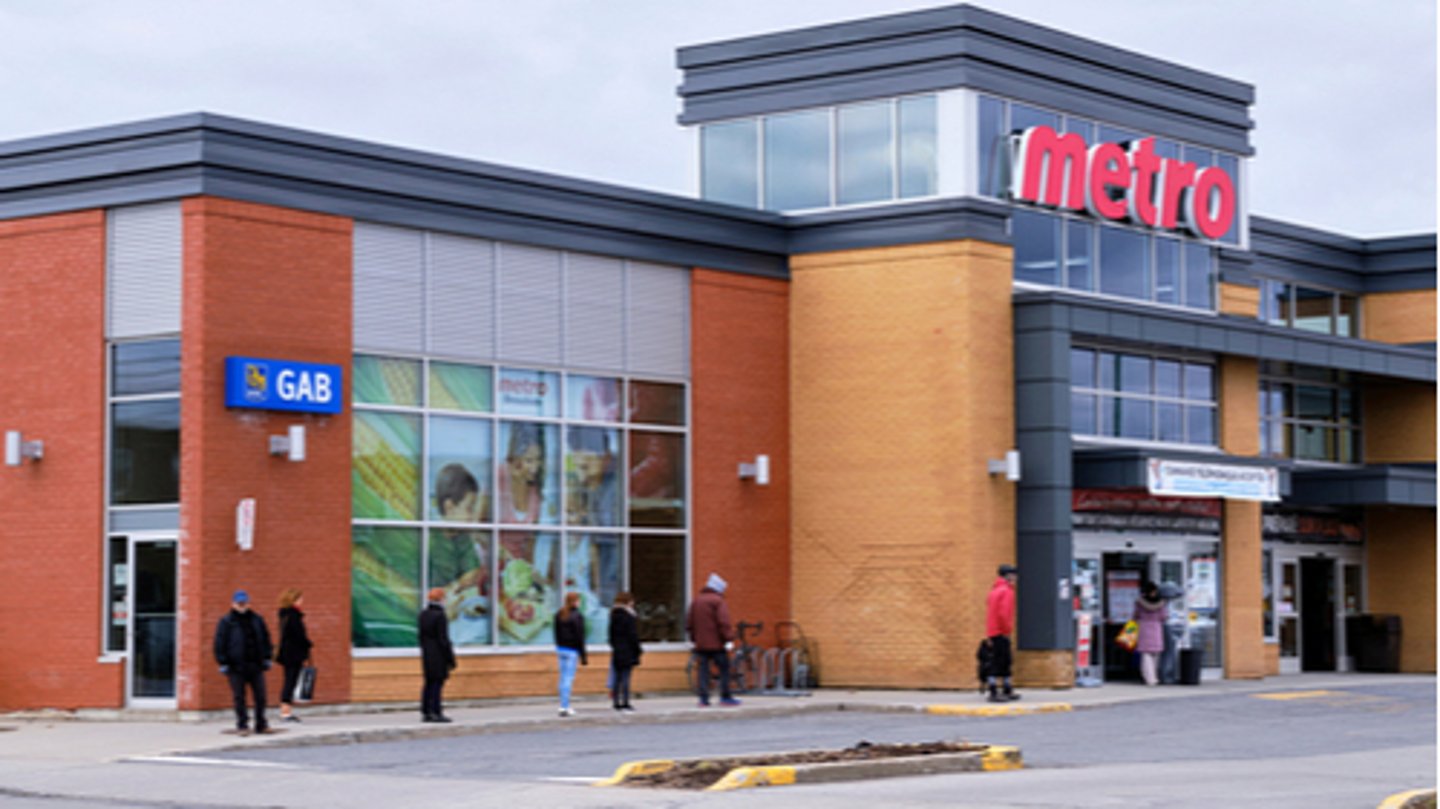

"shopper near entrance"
[608,591,642,711]
[1134,581,1167,686]
[274,588,313,722]
[984,565,1020,703]
[687,572,740,707]
[213,590,276,735]
[419,587,457,723]
[553,591,588,716]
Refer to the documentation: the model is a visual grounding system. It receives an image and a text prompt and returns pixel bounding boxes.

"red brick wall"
[0,211,118,709]
[690,270,790,646]
[178,198,353,710]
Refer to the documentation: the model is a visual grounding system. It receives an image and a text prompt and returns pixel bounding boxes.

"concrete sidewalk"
[0,672,1428,764]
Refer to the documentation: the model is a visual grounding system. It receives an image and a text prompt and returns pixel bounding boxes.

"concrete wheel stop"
[595,740,1023,791]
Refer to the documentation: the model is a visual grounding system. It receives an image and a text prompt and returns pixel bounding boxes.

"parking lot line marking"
[1251,690,1343,701]
[125,755,303,770]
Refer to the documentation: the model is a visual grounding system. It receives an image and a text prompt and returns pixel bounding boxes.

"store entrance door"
[129,539,177,705]
[1300,556,1337,671]
[1102,552,1150,681]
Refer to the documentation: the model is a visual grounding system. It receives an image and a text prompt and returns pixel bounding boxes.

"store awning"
[1073,446,1292,499]
[1289,464,1436,508]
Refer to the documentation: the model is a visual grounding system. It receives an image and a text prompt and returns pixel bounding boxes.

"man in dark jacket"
[213,590,274,735]
[685,572,738,707]
[419,587,457,723]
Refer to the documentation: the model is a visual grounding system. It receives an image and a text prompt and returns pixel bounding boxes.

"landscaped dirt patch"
[622,741,987,790]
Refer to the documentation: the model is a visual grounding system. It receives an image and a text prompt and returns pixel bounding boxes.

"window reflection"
[838,102,893,205]
[764,111,830,211]
[701,120,758,208]
[1100,226,1149,299]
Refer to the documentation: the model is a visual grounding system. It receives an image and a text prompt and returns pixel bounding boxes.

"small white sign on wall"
[237,498,256,551]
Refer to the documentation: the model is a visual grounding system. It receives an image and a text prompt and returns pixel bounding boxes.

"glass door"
[1277,560,1300,673]
[129,539,177,705]
[1340,562,1363,671]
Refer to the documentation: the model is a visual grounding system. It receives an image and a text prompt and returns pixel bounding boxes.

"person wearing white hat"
[685,573,739,707]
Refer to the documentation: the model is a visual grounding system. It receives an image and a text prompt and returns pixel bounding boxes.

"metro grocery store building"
[0,4,1433,712]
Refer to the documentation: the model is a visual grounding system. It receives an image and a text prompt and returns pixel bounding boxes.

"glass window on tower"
[700,120,759,208]
[837,102,893,206]
[764,110,830,211]
[898,95,937,198]
[1099,226,1149,300]
[1012,209,1060,285]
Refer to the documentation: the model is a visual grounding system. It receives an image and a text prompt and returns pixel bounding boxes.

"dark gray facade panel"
[1108,312,1143,341]
[1361,351,1390,374]
[1013,328,1069,383]
[1329,345,1361,371]
[1223,329,1260,356]
[1017,430,1072,488]
[1363,270,1437,293]
[787,197,1011,254]
[1015,530,1074,650]
[1257,333,1297,362]
[1014,299,1069,333]
[1248,254,1362,293]
[1295,340,1328,367]
[1290,465,1437,507]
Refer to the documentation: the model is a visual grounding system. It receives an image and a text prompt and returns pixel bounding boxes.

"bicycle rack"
[756,646,811,696]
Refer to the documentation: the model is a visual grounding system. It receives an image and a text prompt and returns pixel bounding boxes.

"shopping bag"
[297,666,317,703]
[975,638,994,692]
[1115,620,1139,652]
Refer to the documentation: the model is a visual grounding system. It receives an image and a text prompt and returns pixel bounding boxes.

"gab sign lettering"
[1009,125,1236,240]
[224,356,343,415]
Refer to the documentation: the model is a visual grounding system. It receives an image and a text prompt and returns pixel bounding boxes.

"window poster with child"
[429,416,492,523]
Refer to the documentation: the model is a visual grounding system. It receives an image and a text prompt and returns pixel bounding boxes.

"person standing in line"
[213,590,275,735]
[984,564,1020,703]
[1133,580,1167,686]
[554,591,588,717]
[419,587,457,723]
[686,572,739,707]
[275,588,313,723]
[607,592,642,711]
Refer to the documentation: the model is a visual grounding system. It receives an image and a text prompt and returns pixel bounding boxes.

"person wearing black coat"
[607,592,642,711]
[419,587,457,723]
[275,588,314,723]
[213,590,274,735]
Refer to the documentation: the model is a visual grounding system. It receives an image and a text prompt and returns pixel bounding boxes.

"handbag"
[296,665,317,703]
[1115,620,1139,652]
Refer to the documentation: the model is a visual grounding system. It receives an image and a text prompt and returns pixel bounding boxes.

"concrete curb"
[1377,788,1437,809]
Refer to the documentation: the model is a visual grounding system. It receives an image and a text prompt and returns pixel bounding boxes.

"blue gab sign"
[225,357,343,414]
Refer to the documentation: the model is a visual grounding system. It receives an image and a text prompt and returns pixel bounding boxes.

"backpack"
[975,638,994,692]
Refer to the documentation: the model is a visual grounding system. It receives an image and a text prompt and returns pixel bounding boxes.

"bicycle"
[685,620,764,698]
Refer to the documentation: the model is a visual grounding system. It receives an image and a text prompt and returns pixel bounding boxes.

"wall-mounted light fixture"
[987,449,1021,482]
[4,430,44,466]
[738,454,771,486]
[268,425,307,462]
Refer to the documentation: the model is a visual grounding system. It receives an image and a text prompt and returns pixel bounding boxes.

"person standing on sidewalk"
[686,572,739,707]
[419,587,456,723]
[984,564,1020,703]
[554,591,588,717]
[1134,581,1167,686]
[274,588,313,723]
[213,590,275,735]
[608,592,642,711]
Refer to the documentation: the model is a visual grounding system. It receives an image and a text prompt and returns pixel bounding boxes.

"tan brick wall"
[1263,642,1280,676]
[790,240,1015,689]
[1014,650,1072,688]
[1362,289,1436,345]
[1365,506,1436,673]
[1363,380,1436,463]
[353,650,691,704]
[1219,357,1265,679]
[1219,282,1260,319]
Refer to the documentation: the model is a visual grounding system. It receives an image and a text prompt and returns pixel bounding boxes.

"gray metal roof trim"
[678,4,1252,102]
[0,112,208,160]
[1289,464,1437,508]
[785,196,1012,254]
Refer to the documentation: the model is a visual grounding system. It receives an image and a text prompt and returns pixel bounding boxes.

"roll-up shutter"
[354,223,424,353]
[564,253,625,372]
[428,233,495,360]
[497,243,562,366]
[107,202,181,338]
[626,261,690,377]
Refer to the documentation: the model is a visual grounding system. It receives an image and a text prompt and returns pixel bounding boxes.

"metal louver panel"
[107,202,181,338]
[497,243,562,365]
[564,252,625,371]
[354,222,423,353]
[626,261,690,376]
[428,233,495,360]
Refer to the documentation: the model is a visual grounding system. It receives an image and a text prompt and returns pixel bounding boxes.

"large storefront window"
[1071,347,1216,446]
[699,94,939,212]
[110,340,181,505]
[1259,363,1361,463]
[351,356,688,650]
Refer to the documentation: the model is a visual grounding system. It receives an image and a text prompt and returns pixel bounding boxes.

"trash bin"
[1349,614,1402,673]
[1178,649,1203,685]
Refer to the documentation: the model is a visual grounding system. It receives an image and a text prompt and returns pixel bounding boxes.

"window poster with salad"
[498,532,560,645]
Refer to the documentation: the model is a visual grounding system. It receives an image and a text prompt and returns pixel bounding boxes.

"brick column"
[1219,356,1265,679]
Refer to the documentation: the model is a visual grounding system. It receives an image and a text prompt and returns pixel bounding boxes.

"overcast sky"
[2,1,1434,237]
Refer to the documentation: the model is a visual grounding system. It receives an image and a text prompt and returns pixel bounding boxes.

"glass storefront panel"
[565,426,622,527]
[565,534,623,644]
[354,355,421,406]
[498,421,561,525]
[353,411,422,520]
[498,532,561,646]
[429,362,492,412]
[497,368,560,417]
[629,381,685,425]
[629,432,686,528]
[111,400,180,505]
[631,535,685,642]
[352,526,421,648]
[112,340,180,396]
[428,529,493,646]
[1187,547,1221,668]
[566,375,622,422]
[428,415,492,523]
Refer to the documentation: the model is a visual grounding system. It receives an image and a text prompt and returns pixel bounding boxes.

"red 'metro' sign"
[1009,125,1236,240]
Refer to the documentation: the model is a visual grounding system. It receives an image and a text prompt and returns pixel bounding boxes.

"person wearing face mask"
[213,590,276,735]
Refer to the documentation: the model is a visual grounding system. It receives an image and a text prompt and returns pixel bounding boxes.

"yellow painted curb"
[982,745,1023,771]
[1376,787,1436,809]
[1251,690,1342,701]
[707,765,798,791]
[926,703,1072,717]
[592,758,674,787]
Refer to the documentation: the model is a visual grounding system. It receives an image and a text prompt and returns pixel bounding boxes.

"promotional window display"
[428,530,492,646]
[498,532,560,645]
[498,422,561,525]
[564,534,622,643]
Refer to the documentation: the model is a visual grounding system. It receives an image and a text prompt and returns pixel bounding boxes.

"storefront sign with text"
[1146,459,1279,502]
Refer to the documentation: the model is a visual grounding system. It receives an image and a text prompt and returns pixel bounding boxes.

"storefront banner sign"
[1072,489,1221,517]
[1146,459,1279,502]
[498,368,559,417]
[1009,125,1236,240]
[1076,612,1092,669]
[224,357,342,414]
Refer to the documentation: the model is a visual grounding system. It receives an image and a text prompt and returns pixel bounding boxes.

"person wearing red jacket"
[984,564,1020,703]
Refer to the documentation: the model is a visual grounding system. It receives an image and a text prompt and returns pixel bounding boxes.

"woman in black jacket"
[275,588,313,722]
[607,592,642,711]
[419,587,457,723]
[553,592,587,717]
